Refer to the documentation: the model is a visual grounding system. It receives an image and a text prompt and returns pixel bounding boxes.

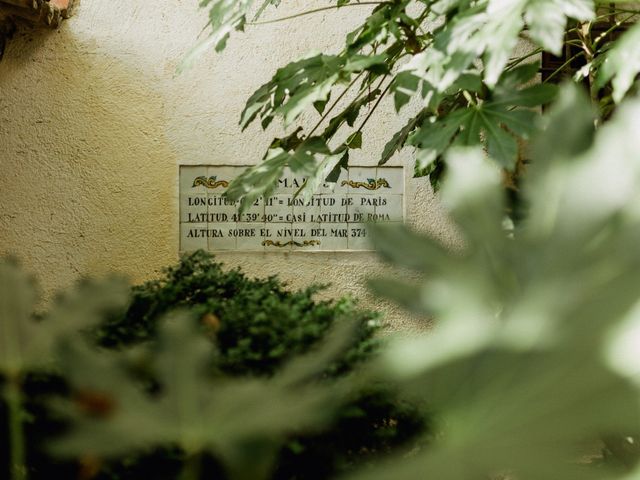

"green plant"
[183,0,639,210]
[97,250,380,377]
[0,262,130,480]
[56,312,362,480]
[0,259,370,480]
[93,251,427,479]
[1,253,429,480]
[342,85,640,479]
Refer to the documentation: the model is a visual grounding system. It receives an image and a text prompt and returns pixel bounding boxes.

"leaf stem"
[7,375,27,480]
[592,12,639,49]
[505,47,544,69]
[462,90,477,106]
[308,72,365,137]
[179,452,202,480]
[542,51,585,84]
[247,2,386,26]
[592,8,640,21]
[356,76,392,133]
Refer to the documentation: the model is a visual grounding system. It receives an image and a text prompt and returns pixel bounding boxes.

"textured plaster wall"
[0,0,459,330]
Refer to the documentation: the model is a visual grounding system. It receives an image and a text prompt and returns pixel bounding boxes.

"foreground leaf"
[597,22,640,103]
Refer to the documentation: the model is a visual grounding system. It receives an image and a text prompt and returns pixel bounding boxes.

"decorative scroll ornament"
[341,178,390,190]
[192,176,230,189]
[262,240,321,248]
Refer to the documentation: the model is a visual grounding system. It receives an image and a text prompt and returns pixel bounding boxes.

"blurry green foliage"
[0,263,130,480]
[352,85,640,480]
[1,253,428,480]
[92,251,427,479]
[55,312,361,480]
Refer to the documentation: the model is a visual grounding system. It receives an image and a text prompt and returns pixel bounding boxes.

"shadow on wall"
[0,24,177,303]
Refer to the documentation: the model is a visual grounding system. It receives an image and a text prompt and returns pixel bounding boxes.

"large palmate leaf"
[407,63,557,171]
[379,108,429,165]
[0,260,129,377]
[224,135,335,211]
[184,0,638,205]
[344,0,413,52]
[597,22,640,103]
[406,0,594,89]
[357,86,640,480]
[55,313,357,479]
[179,0,281,72]
[525,0,595,54]
[240,53,388,129]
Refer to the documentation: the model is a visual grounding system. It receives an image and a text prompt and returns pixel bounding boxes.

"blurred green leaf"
[55,313,358,479]
[0,260,129,376]
[597,22,640,103]
[355,86,640,480]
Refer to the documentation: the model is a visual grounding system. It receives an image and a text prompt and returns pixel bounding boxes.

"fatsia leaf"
[294,151,345,202]
[280,72,341,127]
[55,313,354,479]
[350,348,638,480]
[288,137,331,173]
[0,260,129,376]
[497,61,540,87]
[525,0,594,55]
[345,131,363,149]
[367,277,430,315]
[178,0,259,73]
[379,109,428,165]
[481,0,528,86]
[405,0,594,90]
[410,67,555,173]
[454,108,483,145]
[440,147,506,246]
[390,71,421,112]
[597,22,640,103]
[344,54,389,73]
[226,136,337,211]
[225,147,289,212]
[322,88,381,140]
[488,0,592,82]
[480,109,519,168]
[491,83,558,108]
[529,82,596,169]
[410,106,523,171]
[529,86,640,241]
[349,89,640,480]
[408,109,473,172]
[345,1,412,52]
[367,222,451,273]
[240,53,387,129]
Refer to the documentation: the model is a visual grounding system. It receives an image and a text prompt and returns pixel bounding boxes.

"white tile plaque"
[179,165,404,252]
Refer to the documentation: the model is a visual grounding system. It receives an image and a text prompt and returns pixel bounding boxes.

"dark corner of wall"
[0,0,77,59]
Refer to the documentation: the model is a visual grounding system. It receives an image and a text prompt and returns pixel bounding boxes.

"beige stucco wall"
[0,0,457,330]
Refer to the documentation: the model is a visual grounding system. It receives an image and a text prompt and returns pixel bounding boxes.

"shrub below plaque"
[3,252,429,480]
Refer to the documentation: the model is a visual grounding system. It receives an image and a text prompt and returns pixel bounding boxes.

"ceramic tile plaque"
[179,165,404,252]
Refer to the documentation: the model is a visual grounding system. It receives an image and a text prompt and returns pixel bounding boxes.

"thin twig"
[247,2,386,26]
[592,12,639,49]
[356,76,392,132]
[542,51,586,84]
[308,71,365,137]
